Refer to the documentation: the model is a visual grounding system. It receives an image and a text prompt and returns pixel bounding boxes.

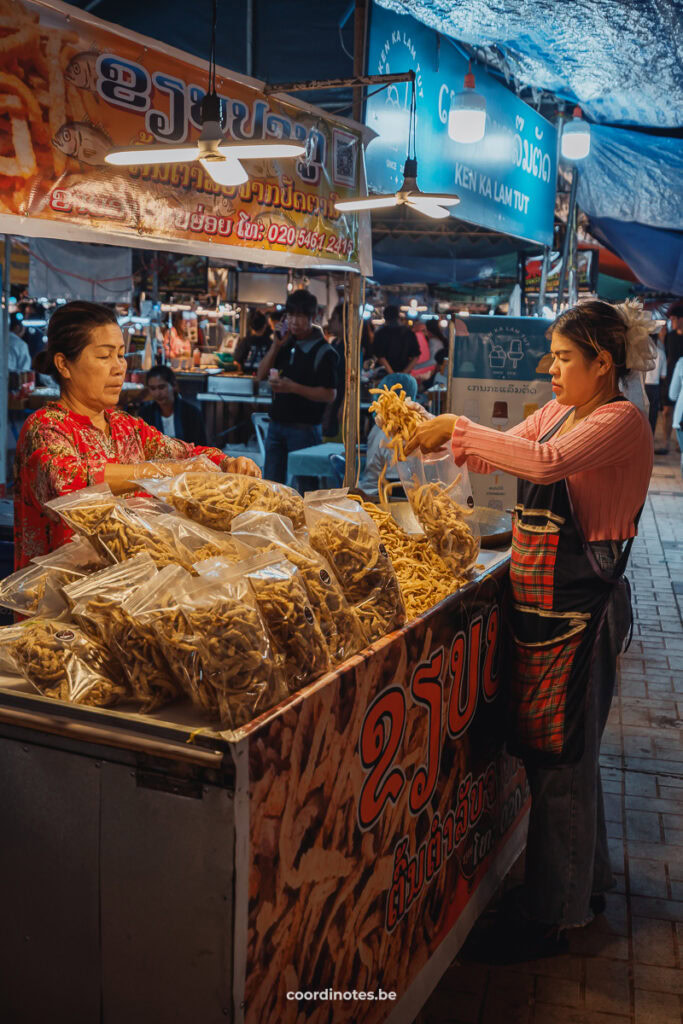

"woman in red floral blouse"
[14,301,259,569]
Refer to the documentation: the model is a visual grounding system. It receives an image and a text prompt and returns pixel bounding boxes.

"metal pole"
[568,199,579,307]
[446,319,456,415]
[536,245,550,317]
[352,0,369,123]
[245,0,254,78]
[556,166,578,312]
[343,273,362,488]
[0,235,11,493]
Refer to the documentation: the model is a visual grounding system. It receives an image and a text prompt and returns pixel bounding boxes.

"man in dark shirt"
[233,310,272,374]
[139,365,208,446]
[372,304,420,375]
[256,289,337,485]
[659,302,683,454]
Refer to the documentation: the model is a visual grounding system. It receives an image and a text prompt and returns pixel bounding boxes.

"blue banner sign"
[365,6,557,247]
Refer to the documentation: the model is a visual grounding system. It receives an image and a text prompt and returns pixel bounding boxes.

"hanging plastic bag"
[229,510,367,665]
[397,451,480,574]
[303,488,406,643]
[0,618,127,707]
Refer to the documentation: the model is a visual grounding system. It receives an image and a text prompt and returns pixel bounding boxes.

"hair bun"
[33,349,54,376]
[615,300,657,374]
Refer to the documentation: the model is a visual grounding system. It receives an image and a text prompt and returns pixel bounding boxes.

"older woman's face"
[57,324,127,411]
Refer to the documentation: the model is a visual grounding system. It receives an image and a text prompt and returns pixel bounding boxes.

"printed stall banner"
[0,0,367,271]
[244,562,529,1023]
[451,315,554,513]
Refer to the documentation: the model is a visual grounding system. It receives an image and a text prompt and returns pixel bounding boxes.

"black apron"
[508,397,638,766]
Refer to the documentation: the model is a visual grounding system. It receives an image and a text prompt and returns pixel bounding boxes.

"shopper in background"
[8,319,31,373]
[410,319,436,383]
[668,354,683,477]
[256,289,337,486]
[138,364,207,446]
[234,310,272,375]
[372,305,420,376]
[425,317,449,361]
[163,311,192,360]
[11,311,45,361]
[658,302,683,454]
[644,331,667,435]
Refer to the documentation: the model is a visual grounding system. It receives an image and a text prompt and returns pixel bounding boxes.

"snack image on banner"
[0,0,365,270]
[451,316,554,512]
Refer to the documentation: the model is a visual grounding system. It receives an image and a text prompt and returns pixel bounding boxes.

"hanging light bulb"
[200,155,248,185]
[561,106,591,160]
[448,61,486,144]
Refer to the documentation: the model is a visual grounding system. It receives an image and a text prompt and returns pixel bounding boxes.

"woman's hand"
[223,456,262,478]
[405,414,458,456]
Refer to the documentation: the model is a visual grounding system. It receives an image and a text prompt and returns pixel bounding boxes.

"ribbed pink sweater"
[454,399,653,540]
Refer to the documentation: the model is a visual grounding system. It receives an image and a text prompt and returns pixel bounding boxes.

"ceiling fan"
[335,74,460,219]
[105,0,305,185]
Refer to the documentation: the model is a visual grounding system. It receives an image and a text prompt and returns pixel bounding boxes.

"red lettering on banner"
[482,605,500,702]
[357,686,406,831]
[447,617,482,738]
[408,649,444,815]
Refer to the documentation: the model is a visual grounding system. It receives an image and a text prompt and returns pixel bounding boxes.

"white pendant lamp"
[561,106,591,160]
[105,0,305,184]
[448,61,486,144]
[335,77,460,219]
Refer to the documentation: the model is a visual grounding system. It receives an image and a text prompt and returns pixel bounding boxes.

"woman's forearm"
[103,462,159,494]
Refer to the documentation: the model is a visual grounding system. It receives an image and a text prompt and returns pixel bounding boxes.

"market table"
[287,441,345,488]
[0,549,528,1024]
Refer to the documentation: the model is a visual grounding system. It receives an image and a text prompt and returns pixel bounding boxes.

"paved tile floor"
[418,450,683,1024]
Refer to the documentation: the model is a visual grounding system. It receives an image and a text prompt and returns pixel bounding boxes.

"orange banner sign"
[0,0,368,271]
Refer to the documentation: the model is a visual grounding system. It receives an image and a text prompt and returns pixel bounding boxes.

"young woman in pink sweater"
[406,300,655,961]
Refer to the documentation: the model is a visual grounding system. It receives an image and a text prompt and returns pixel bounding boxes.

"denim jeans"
[263,420,322,488]
[523,542,632,929]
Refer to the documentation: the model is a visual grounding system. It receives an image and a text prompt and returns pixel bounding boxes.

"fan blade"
[411,191,460,206]
[406,198,451,219]
[216,142,305,160]
[200,157,248,186]
[335,195,399,212]
[105,145,200,166]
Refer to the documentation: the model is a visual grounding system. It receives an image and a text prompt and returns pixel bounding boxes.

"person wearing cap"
[256,289,337,486]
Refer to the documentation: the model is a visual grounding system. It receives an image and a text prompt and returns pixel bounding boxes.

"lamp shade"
[561,108,591,160]
[448,88,486,144]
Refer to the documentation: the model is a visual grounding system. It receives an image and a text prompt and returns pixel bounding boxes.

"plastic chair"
[250,412,270,471]
[329,452,345,486]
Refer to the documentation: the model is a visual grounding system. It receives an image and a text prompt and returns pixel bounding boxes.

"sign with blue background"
[365,6,557,247]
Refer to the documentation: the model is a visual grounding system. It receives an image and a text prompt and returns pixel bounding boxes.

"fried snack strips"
[207,552,331,693]
[141,472,306,532]
[0,618,126,708]
[349,496,466,618]
[63,552,158,658]
[47,486,195,570]
[368,383,427,467]
[155,513,246,565]
[398,467,480,575]
[230,510,367,665]
[304,489,406,643]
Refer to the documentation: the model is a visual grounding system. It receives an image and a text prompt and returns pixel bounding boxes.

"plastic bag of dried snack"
[304,488,406,643]
[202,551,330,693]
[139,471,271,532]
[1,537,104,618]
[230,510,367,665]
[0,619,127,707]
[155,513,247,565]
[170,560,287,728]
[46,483,117,538]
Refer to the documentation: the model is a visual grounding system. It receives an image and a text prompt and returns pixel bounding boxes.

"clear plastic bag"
[201,551,331,693]
[0,618,127,707]
[304,489,406,643]
[64,553,158,661]
[397,451,481,574]
[1,536,105,618]
[48,486,195,570]
[173,560,287,728]
[229,510,367,665]
[31,535,105,574]
[117,567,186,712]
[140,471,305,532]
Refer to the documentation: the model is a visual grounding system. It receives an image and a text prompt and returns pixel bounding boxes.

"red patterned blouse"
[13,401,230,569]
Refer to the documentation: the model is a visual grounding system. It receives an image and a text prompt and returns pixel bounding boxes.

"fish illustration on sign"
[64,51,100,93]
[52,122,113,166]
